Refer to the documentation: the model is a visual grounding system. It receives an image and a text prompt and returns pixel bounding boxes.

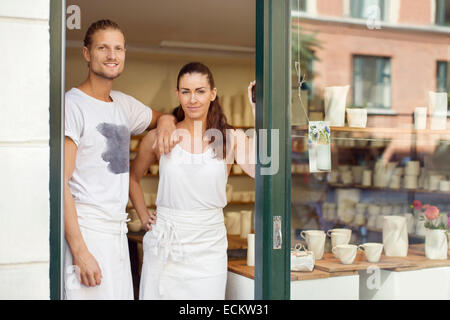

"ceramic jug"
[382,216,408,256]
[324,85,349,127]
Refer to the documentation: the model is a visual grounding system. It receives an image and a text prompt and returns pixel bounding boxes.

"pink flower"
[448,216,450,228]
[424,206,439,221]
[412,200,423,210]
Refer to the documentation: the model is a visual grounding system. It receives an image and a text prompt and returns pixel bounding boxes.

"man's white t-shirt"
[65,88,153,214]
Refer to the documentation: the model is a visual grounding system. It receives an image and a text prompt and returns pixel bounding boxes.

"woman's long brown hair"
[173,62,234,159]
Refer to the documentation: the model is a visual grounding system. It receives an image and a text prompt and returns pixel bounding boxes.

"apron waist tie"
[78,214,130,261]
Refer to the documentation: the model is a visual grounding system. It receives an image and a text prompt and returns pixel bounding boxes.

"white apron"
[63,203,133,300]
[139,206,228,300]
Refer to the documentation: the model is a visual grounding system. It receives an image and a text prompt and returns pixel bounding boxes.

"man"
[64,19,175,299]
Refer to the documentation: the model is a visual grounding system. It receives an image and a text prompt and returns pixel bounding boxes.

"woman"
[129,62,255,300]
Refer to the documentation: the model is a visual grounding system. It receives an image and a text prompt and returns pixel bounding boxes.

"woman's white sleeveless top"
[155,144,228,210]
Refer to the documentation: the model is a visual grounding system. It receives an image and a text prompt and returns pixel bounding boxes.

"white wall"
[0,0,50,299]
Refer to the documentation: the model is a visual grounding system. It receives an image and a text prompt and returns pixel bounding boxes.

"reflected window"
[437,61,450,110]
[350,0,387,21]
[436,0,450,26]
[353,55,391,109]
[299,0,307,12]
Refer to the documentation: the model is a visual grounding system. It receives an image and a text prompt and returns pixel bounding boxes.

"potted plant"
[412,200,448,260]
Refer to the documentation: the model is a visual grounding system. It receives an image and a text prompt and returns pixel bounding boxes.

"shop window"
[437,61,450,110]
[353,55,391,109]
[350,0,387,21]
[435,0,450,26]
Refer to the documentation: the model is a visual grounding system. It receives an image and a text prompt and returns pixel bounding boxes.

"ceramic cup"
[329,171,339,184]
[301,230,326,260]
[368,204,381,216]
[362,170,372,186]
[358,243,384,263]
[439,180,450,192]
[326,228,352,243]
[331,231,350,248]
[352,166,365,184]
[405,161,420,176]
[367,215,377,229]
[354,212,366,226]
[332,244,357,265]
[429,175,443,191]
[404,175,418,189]
[341,171,353,185]
[346,108,368,128]
[355,203,367,215]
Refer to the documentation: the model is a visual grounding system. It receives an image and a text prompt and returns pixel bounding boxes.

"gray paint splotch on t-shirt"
[96,123,130,174]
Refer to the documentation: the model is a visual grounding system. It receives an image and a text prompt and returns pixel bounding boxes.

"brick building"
[294,0,449,127]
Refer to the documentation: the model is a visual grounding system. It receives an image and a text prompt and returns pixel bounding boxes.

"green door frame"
[49,0,65,300]
[255,0,292,300]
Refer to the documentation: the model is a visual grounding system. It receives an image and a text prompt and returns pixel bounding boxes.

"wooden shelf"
[292,125,450,136]
[328,183,450,195]
[228,259,358,281]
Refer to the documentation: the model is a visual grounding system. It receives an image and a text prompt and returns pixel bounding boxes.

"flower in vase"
[424,206,439,221]
[411,200,423,210]
[412,201,446,230]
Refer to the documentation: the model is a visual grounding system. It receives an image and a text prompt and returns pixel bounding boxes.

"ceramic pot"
[425,229,448,260]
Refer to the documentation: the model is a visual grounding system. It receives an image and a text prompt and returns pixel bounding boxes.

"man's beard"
[91,67,122,80]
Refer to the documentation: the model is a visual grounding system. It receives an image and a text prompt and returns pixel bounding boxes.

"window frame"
[352,54,392,109]
[349,0,387,21]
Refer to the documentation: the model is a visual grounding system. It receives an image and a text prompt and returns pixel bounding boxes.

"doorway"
[62,0,256,299]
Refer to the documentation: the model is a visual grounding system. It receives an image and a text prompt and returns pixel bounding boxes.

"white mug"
[331,231,349,249]
[332,244,357,264]
[358,243,383,263]
[326,228,352,243]
[301,230,326,260]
